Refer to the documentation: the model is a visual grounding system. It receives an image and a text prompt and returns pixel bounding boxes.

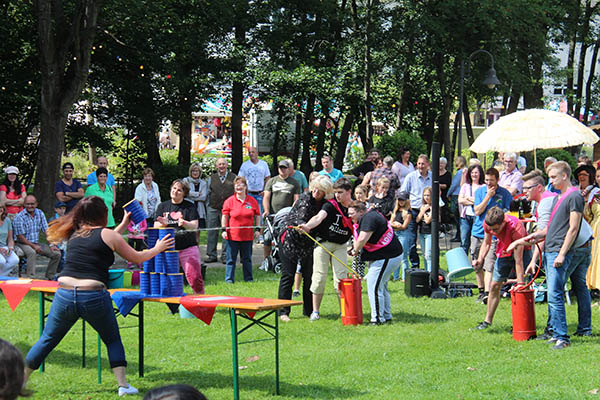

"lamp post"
[457,49,501,154]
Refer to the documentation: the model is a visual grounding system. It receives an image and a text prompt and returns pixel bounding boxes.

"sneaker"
[553,340,570,350]
[472,321,491,330]
[259,259,269,271]
[292,290,300,297]
[482,293,489,305]
[547,337,558,344]
[118,384,139,396]
[204,257,218,263]
[309,311,320,321]
[573,331,592,337]
[475,292,485,303]
[450,237,461,242]
[439,232,446,239]
[535,332,553,341]
[279,315,291,322]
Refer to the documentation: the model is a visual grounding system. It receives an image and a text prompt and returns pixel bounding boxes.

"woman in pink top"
[0,166,26,219]
[458,165,485,257]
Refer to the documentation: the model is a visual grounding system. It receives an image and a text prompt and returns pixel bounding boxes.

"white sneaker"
[118,384,139,396]
[309,311,320,321]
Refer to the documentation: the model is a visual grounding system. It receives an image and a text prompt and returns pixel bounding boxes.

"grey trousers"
[206,206,228,260]
[16,243,61,279]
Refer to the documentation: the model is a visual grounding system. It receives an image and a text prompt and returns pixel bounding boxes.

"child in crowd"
[416,187,433,272]
[354,185,368,203]
[390,191,412,281]
[49,201,67,274]
[127,202,147,269]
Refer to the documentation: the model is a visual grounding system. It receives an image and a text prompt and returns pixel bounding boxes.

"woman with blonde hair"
[23,196,174,396]
[277,175,333,321]
[183,163,208,229]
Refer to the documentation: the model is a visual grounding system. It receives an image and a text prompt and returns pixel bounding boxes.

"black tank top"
[59,228,115,286]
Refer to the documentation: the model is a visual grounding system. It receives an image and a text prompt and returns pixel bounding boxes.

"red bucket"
[338,278,363,326]
[511,288,536,341]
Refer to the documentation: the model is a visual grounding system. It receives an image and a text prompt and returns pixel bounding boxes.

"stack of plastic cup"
[164,250,179,274]
[143,258,154,273]
[154,253,165,273]
[140,272,150,295]
[150,272,160,295]
[147,227,160,249]
[158,228,176,250]
[167,273,184,297]
[159,273,170,296]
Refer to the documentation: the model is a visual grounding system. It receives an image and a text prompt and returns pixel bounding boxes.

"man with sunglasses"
[498,152,523,196]
[472,206,530,331]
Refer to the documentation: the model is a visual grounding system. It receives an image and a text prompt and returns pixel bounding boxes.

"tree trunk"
[566,37,576,115]
[231,6,247,174]
[270,103,285,175]
[334,108,355,170]
[177,98,192,166]
[506,86,520,114]
[315,100,330,164]
[300,94,316,177]
[231,79,244,173]
[584,35,600,124]
[34,0,103,213]
[292,111,302,166]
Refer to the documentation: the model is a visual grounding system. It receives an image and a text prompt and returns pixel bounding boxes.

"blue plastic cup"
[158,228,176,250]
[146,228,160,249]
[150,272,160,296]
[159,273,170,296]
[164,250,179,274]
[123,199,148,225]
[154,253,165,273]
[140,272,150,295]
[167,273,184,297]
[143,258,155,273]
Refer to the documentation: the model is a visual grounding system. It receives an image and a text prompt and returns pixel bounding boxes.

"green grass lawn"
[3,260,600,399]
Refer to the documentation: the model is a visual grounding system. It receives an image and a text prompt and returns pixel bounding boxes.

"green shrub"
[521,149,577,176]
[374,130,427,165]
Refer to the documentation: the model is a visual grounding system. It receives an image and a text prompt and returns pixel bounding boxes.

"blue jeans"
[248,193,264,224]
[419,233,432,272]
[392,230,411,280]
[225,240,254,283]
[366,255,401,323]
[546,246,592,336]
[459,216,474,256]
[407,209,420,268]
[545,250,575,342]
[25,288,126,370]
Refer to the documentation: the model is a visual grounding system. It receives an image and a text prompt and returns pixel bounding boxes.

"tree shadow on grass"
[151,369,366,399]
[393,311,448,324]
[13,342,162,375]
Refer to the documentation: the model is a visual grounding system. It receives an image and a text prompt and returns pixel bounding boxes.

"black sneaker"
[535,332,553,341]
[482,293,489,305]
[476,292,485,303]
[472,321,491,330]
[573,331,592,337]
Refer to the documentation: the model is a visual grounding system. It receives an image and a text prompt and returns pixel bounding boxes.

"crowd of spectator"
[2,146,600,348]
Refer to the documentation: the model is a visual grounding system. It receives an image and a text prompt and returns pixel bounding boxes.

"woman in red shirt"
[222,176,260,283]
[0,166,26,219]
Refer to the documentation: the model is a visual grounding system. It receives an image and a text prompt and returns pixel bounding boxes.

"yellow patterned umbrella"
[470,109,599,169]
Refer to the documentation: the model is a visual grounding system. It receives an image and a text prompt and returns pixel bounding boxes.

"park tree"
[33,0,103,213]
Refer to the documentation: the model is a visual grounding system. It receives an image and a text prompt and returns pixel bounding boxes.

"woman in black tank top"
[23,196,174,396]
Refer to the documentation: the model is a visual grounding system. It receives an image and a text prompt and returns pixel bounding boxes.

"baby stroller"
[259,207,292,274]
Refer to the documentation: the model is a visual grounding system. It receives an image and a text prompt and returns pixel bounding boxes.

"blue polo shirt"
[400,170,432,209]
[471,185,513,238]
[319,168,344,183]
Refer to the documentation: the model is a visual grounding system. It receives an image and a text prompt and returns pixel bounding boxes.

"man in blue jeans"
[509,170,593,342]
[510,161,591,349]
